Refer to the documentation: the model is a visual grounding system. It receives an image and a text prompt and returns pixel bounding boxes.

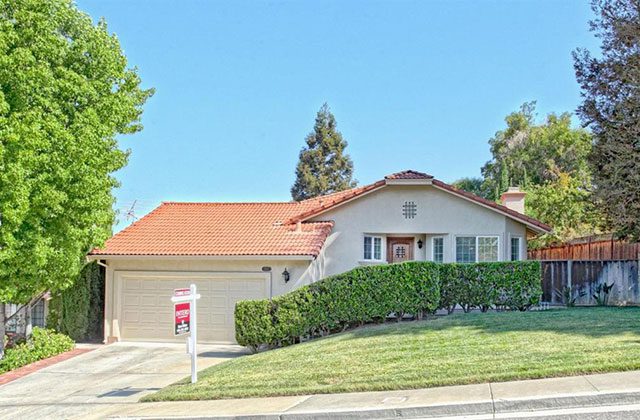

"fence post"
[567,260,573,292]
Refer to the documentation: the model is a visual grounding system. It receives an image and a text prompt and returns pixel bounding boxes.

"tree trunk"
[0,303,5,360]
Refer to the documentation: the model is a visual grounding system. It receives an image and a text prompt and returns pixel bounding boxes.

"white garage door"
[116,271,269,343]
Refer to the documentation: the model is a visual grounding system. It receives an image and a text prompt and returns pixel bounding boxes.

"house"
[88,170,551,344]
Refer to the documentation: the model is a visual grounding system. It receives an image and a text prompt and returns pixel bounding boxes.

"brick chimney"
[500,187,526,214]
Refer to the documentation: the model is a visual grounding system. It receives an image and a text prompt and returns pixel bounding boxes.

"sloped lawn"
[144,307,640,401]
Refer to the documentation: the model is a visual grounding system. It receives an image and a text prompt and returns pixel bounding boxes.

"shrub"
[48,262,105,342]
[438,261,542,312]
[236,262,441,350]
[0,328,75,374]
[235,260,542,351]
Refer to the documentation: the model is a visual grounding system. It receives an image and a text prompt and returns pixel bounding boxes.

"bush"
[48,262,105,342]
[439,261,542,312]
[236,261,441,350]
[0,328,75,374]
[236,260,542,351]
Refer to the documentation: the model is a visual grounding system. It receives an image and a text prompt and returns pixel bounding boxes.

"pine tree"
[573,0,640,240]
[291,104,357,200]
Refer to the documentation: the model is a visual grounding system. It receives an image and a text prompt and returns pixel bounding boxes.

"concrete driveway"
[0,341,248,420]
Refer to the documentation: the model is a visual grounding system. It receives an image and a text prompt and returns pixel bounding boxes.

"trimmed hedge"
[0,328,75,374]
[236,261,542,351]
[438,261,542,313]
[236,262,441,351]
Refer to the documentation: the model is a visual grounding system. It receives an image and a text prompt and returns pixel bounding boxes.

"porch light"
[282,268,290,282]
[418,239,423,249]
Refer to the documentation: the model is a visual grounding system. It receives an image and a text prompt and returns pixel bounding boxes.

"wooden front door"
[387,237,414,263]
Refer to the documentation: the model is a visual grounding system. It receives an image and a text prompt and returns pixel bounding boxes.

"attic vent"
[402,201,417,219]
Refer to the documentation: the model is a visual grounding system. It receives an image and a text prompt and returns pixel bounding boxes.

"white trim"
[430,183,549,234]
[431,236,445,263]
[385,179,433,186]
[453,235,501,263]
[363,235,384,262]
[88,254,315,261]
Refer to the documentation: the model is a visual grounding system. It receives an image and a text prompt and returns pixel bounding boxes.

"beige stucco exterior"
[99,183,535,344]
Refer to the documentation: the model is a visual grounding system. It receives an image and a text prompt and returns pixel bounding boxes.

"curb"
[121,390,640,420]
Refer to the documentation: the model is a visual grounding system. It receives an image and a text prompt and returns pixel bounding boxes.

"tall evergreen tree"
[574,0,640,240]
[291,103,356,200]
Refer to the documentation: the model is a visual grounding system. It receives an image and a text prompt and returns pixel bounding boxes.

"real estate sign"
[174,289,191,335]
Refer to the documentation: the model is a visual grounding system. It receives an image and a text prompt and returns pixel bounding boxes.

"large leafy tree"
[574,0,640,241]
[0,0,153,353]
[451,177,493,200]
[480,103,601,245]
[291,103,356,201]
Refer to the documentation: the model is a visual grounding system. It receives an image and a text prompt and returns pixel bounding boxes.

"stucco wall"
[102,257,317,342]
[310,184,527,277]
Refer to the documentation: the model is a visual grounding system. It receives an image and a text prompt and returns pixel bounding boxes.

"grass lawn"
[143,307,640,401]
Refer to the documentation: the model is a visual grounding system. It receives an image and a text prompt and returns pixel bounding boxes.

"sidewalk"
[94,370,640,419]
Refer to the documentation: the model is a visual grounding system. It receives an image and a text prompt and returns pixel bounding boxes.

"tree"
[0,0,153,356]
[451,177,493,199]
[291,103,356,200]
[481,102,593,200]
[480,103,601,246]
[574,0,640,241]
[526,173,604,248]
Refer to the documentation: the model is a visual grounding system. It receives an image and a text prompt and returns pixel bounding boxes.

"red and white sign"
[174,301,191,336]
[174,288,191,297]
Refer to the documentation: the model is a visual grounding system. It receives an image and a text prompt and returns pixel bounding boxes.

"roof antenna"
[125,200,138,221]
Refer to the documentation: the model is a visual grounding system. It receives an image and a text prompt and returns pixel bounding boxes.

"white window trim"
[454,235,501,263]
[432,236,445,263]
[363,235,384,262]
[510,236,523,261]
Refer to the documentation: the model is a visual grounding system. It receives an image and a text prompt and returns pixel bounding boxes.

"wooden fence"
[529,239,640,261]
[540,260,639,305]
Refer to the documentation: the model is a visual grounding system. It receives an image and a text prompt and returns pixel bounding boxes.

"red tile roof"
[90,169,551,257]
[90,202,333,257]
[385,170,434,180]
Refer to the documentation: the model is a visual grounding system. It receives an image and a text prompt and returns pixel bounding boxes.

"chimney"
[500,187,526,214]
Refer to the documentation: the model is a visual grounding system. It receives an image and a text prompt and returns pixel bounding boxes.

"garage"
[115,271,270,343]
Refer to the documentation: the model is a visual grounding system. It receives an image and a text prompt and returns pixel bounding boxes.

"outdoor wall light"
[417,239,423,249]
[282,268,290,282]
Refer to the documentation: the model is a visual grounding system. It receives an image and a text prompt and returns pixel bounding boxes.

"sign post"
[171,284,201,383]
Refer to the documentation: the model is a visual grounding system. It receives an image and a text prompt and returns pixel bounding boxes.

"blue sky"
[76,1,599,231]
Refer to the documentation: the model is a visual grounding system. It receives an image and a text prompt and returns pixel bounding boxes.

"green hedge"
[0,328,75,374]
[235,261,542,351]
[438,261,542,313]
[47,262,105,342]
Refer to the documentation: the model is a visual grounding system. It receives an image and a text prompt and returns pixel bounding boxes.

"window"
[456,236,499,263]
[511,237,522,261]
[31,299,46,328]
[456,237,476,263]
[432,237,444,263]
[478,236,499,262]
[364,235,383,260]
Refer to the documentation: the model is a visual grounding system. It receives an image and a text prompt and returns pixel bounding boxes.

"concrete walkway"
[94,370,640,419]
[0,341,248,420]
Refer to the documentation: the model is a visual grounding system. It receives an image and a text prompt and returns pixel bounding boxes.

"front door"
[387,237,414,263]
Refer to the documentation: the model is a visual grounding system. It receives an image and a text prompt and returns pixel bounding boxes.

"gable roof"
[286,170,552,233]
[90,169,551,258]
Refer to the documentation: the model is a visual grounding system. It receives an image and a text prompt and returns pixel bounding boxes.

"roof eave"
[86,254,316,261]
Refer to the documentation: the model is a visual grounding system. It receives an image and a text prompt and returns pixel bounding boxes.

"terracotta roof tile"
[385,170,434,180]
[90,202,333,257]
[90,169,551,257]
